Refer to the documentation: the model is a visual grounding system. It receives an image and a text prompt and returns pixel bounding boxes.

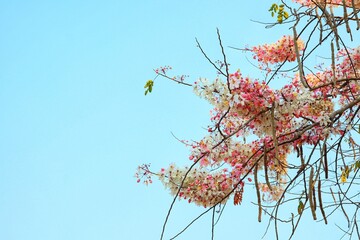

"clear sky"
[0,1,352,239]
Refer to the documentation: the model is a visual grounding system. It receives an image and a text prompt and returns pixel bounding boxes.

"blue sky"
[0,1,352,239]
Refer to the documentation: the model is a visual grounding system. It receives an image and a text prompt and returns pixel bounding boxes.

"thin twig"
[216,28,231,93]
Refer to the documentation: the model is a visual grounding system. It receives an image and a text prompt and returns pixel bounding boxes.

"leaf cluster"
[144,80,154,95]
[340,160,360,183]
[269,3,289,23]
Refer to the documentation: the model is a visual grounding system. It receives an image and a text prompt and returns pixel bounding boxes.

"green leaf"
[298,200,304,214]
[284,11,289,19]
[144,80,154,95]
[355,160,360,170]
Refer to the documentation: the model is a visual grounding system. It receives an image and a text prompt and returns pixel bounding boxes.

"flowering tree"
[137,0,360,239]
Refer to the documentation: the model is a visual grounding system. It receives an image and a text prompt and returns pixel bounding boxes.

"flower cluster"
[138,34,360,208]
[158,164,234,207]
[229,71,276,115]
[293,0,357,7]
[251,35,305,65]
[154,65,172,75]
[193,77,231,110]
[135,164,153,185]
